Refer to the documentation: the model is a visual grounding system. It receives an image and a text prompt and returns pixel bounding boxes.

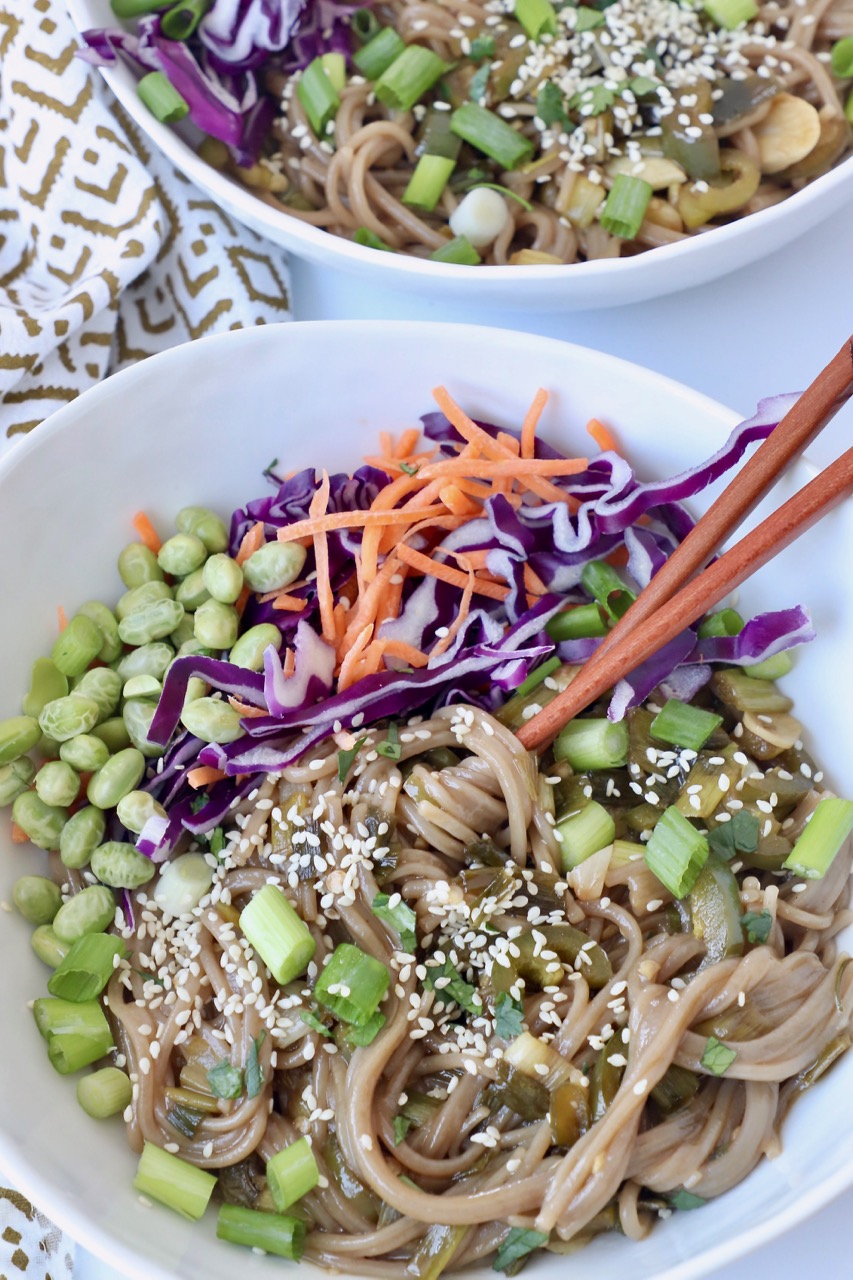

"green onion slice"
[599,173,653,239]
[267,1136,319,1212]
[47,933,127,1002]
[644,806,709,898]
[650,699,723,752]
[137,72,189,125]
[783,798,853,879]
[297,57,341,139]
[314,942,390,1024]
[703,0,758,29]
[515,0,557,39]
[450,102,535,170]
[238,884,316,985]
[216,1203,307,1259]
[375,46,449,112]
[429,235,482,265]
[403,153,456,212]
[352,27,405,79]
[134,1142,217,1219]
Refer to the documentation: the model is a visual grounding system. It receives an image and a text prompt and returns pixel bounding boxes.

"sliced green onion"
[408,1223,467,1280]
[554,719,629,771]
[403,154,456,211]
[246,1031,265,1098]
[470,35,496,60]
[650,699,723,752]
[352,27,406,79]
[315,942,390,1024]
[134,1142,217,1220]
[581,559,635,621]
[266,1136,319,1212]
[375,47,449,112]
[297,58,340,138]
[450,103,535,170]
[160,0,210,42]
[516,655,561,699]
[514,0,557,39]
[429,235,482,265]
[351,8,382,44]
[419,106,463,160]
[46,933,125,1002]
[671,1189,707,1211]
[321,52,347,93]
[831,37,853,77]
[137,72,189,125]
[644,806,709,898]
[77,1066,133,1119]
[110,0,164,14]
[32,997,114,1074]
[469,61,491,103]
[354,227,395,252]
[556,800,616,870]
[207,1059,243,1099]
[546,603,608,641]
[745,650,795,680]
[574,6,606,31]
[697,608,744,638]
[338,735,368,782]
[703,0,758,29]
[238,884,316,984]
[599,174,653,239]
[783,798,853,879]
[372,892,417,951]
[217,1203,306,1259]
[610,838,646,867]
[343,1011,386,1045]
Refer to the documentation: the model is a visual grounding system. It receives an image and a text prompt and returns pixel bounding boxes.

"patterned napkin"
[0,1188,74,1278]
[0,0,292,452]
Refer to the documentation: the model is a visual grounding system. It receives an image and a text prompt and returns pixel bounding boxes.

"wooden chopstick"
[517,338,853,752]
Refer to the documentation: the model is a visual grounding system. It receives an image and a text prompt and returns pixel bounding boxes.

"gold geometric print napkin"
[0,0,291,449]
[0,1187,74,1278]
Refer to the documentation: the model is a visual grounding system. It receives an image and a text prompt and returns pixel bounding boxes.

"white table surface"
[77,200,853,1279]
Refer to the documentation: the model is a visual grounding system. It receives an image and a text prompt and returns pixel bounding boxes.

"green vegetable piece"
[118,542,164,589]
[176,505,229,553]
[51,614,103,678]
[515,0,557,39]
[91,716,132,753]
[48,932,127,1001]
[688,856,744,966]
[338,736,367,783]
[118,597,185,646]
[53,884,117,943]
[35,760,81,808]
[238,885,316,984]
[38,694,101,742]
[116,580,173,621]
[0,714,42,765]
[22,659,68,718]
[246,1032,265,1097]
[493,1227,549,1273]
[555,800,616,870]
[207,1059,243,1099]
[59,734,110,773]
[13,875,62,925]
[31,924,71,969]
[374,45,449,112]
[194,599,239,650]
[644,806,709,898]
[152,852,214,916]
[116,642,174,683]
[77,1066,133,1118]
[180,696,243,744]
[157,532,208,578]
[703,0,757,29]
[122,699,164,758]
[242,542,307,594]
[134,1142,217,1219]
[137,70,189,122]
[228,623,282,671]
[831,36,853,77]
[746,649,795,681]
[91,840,156,889]
[32,996,114,1073]
[74,667,123,721]
[707,810,760,860]
[123,674,162,700]
[60,805,107,870]
[87,747,146,809]
[169,614,197,649]
[494,992,525,1039]
[700,1035,737,1075]
[315,942,389,1025]
[202,553,244,604]
[352,27,404,78]
[0,756,36,805]
[266,1136,319,1212]
[175,566,210,611]
[741,910,773,944]
[554,718,628,771]
[371,891,417,952]
[670,1190,706,1211]
[216,1203,306,1260]
[117,789,167,837]
[782,797,853,879]
[11,791,68,850]
[78,601,123,663]
[650,699,723,752]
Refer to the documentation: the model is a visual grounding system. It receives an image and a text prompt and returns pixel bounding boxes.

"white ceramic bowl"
[67,0,853,312]
[1,321,851,1280]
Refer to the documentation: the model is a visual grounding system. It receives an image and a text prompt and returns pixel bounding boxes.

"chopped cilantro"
[393,1114,413,1146]
[399,461,419,477]
[700,1035,737,1076]
[262,457,281,482]
[470,35,496,60]
[670,1189,706,1211]
[135,968,165,987]
[190,793,208,815]
[207,1059,243,1099]
[537,81,570,128]
[425,957,481,1015]
[493,1227,549,1272]
[569,83,615,115]
[708,810,760,860]
[628,75,660,96]
[246,1031,266,1098]
[742,910,772,944]
[346,1012,386,1046]
[494,992,525,1040]
[299,1007,333,1038]
[574,7,606,30]
[469,62,491,103]
[372,891,417,952]
[338,736,368,784]
[209,826,225,859]
[376,722,402,760]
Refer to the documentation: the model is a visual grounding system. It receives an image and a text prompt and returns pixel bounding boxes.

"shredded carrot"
[521,389,549,459]
[417,456,588,481]
[607,544,630,569]
[394,427,421,459]
[431,552,475,660]
[333,601,349,650]
[337,623,373,690]
[275,503,450,544]
[236,521,265,567]
[396,543,509,601]
[271,593,307,612]
[379,430,393,459]
[282,648,295,678]
[381,639,430,668]
[587,417,618,453]
[363,451,436,476]
[496,431,520,457]
[57,605,68,633]
[187,766,227,790]
[339,555,402,659]
[133,511,161,554]
[235,585,251,617]
[438,484,480,517]
[11,821,29,844]
[524,564,550,597]
[228,697,270,719]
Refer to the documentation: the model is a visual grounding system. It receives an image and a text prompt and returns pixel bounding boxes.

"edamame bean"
[78,601,123,663]
[31,924,70,969]
[22,659,68,719]
[38,695,100,742]
[11,791,68,850]
[116,580,172,621]
[75,668,123,721]
[13,875,62,925]
[59,734,110,773]
[0,715,41,765]
[118,542,164,589]
[157,533,207,578]
[0,756,36,806]
[194,599,239,651]
[59,805,106,870]
[53,884,116,942]
[35,760,80,808]
[228,623,282,672]
[91,717,131,753]
[116,642,174,683]
[91,841,155,889]
[176,639,212,660]
[184,677,207,706]
[243,541,307,594]
[37,734,61,759]
[51,614,103,678]
[122,700,163,758]
[169,614,196,648]
[118,598,185,647]
[175,569,210,612]
[202,554,243,605]
[116,790,166,836]
[180,697,243,743]
[123,675,161,700]
[87,747,146,809]
[176,505,229,553]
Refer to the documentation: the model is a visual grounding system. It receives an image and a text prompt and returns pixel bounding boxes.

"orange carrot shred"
[272,593,307,612]
[11,821,29,844]
[438,484,479,517]
[133,511,162,554]
[524,564,550,597]
[57,605,68,633]
[381,639,429,668]
[431,552,475,660]
[187,766,227,789]
[235,585,251,617]
[283,648,296,678]
[275,503,451,544]
[228,697,270,719]
[379,430,394,459]
[337,624,373,690]
[236,521,265,567]
[521,389,549,459]
[587,418,618,454]
[339,555,402,659]
[394,427,421,459]
[396,544,509,601]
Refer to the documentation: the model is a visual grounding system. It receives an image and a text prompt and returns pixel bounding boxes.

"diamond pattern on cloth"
[0,0,291,448]
[0,1187,75,1278]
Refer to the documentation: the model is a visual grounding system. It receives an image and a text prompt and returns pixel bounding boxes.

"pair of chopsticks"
[517,336,853,753]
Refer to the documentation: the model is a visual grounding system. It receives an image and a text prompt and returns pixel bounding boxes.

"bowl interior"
[1,320,851,1280]
[66,0,853,311]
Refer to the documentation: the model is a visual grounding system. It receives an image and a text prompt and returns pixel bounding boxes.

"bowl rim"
[65,0,853,288]
[0,319,850,1280]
